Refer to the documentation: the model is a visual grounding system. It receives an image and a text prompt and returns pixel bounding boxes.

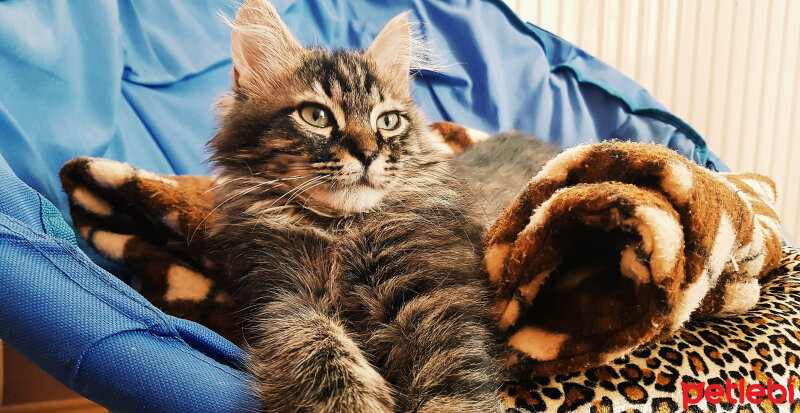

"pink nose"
[350,148,378,167]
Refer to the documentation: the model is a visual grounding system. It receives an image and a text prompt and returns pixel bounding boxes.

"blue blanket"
[0,1,722,411]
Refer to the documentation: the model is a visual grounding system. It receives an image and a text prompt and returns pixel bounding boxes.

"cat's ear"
[366,13,414,84]
[229,0,304,91]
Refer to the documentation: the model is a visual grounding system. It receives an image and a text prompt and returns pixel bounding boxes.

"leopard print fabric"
[503,246,800,412]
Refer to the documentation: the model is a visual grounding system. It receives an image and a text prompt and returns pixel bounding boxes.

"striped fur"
[210,1,501,411]
[55,120,493,348]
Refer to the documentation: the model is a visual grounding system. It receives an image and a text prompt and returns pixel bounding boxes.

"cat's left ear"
[230,0,305,92]
[366,12,414,85]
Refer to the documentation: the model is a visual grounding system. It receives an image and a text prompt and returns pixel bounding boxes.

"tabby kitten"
[209,1,501,411]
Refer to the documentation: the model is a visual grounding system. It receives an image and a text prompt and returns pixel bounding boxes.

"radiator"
[504,0,800,240]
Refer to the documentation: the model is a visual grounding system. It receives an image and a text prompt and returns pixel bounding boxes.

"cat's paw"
[253,346,395,413]
[248,305,394,412]
[417,395,503,413]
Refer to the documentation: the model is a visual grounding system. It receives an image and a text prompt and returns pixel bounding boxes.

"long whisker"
[265,175,331,210]
[282,176,330,211]
[249,174,332,230]
[189,175,303,243]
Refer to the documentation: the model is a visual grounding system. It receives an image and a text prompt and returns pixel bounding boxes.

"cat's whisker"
[190,176,305,243]
[203,176,251,194]
[300,182,328,210]
[282,176,330,211]
[248,175,332,230]
[204,174,303,194]
[273,175,330,207]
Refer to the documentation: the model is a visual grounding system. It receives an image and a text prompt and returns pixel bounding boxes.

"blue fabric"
[0,0,727,411]
[0,161,255,412]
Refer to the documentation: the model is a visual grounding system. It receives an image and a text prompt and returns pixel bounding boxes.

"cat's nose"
[341,134,379,167]
[350,148,378,167]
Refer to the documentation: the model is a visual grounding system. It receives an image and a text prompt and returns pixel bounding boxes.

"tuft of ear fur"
[225,0,305,92]
[366,12,439,86]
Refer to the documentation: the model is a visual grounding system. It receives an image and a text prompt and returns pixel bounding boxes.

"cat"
[208,1,558,411]
[452,131,562,222]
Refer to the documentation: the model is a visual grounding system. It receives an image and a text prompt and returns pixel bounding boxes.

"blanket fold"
[59,157,239,340]
[59,130,783,377]
[485,141,783,378]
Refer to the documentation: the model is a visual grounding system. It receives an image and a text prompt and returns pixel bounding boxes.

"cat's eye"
[299,104,332,128]
[376,112,400,131]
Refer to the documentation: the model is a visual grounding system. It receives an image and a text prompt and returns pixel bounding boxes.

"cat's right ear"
[229,0,304,92]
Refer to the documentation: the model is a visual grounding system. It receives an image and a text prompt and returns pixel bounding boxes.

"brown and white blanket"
[59,122,783,380]
[484,141,783,379]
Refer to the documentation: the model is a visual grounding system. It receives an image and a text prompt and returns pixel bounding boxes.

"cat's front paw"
[417,395,503,413]
[248,306,394,413]
[251,343,395,413]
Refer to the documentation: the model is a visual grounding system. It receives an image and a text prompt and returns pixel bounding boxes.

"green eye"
[299,105,332,128]
[376,112,400,130]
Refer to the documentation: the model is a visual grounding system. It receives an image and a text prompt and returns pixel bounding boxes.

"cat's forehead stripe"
[305,52,381,113]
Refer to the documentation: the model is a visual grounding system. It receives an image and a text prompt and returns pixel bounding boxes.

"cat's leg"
[337,214,503,412]
[366,283,503,413]
[246,293,395,413]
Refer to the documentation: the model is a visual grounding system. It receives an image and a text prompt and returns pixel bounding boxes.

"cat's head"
[209,0,440,216]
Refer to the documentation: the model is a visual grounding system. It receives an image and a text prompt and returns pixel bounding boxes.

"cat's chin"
[310,185,385,215]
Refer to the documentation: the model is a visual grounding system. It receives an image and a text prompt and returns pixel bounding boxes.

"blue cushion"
[0,0,724,411]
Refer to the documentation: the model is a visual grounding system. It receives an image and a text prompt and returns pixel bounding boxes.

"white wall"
[504,0,800,239]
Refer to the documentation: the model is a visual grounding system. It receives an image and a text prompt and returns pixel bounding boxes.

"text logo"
[682,379,796,409]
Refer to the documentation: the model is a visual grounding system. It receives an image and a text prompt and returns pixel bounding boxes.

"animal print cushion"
[503,246,800,412]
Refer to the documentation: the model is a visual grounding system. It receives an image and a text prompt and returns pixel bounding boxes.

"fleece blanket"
[59,123,783,378]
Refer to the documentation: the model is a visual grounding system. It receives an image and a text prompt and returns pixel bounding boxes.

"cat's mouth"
[359,174,372,186]
[306,182,386,215]
[335,157,388,189]
[296,158,390,215]
[359,170,385,189]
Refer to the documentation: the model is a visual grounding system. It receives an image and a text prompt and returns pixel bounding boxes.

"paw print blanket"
[483,141,783,379]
